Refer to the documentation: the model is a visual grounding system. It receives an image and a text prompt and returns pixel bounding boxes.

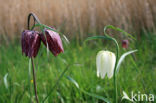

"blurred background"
[0,0,156,102]
[0,0,156,42]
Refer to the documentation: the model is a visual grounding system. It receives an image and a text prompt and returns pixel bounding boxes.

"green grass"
[0,33,156,103]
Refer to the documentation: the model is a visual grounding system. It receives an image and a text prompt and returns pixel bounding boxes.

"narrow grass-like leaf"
[30,24,61,37]
[62,35,70,45]
[42,64,71,103]
[42,24,74,45]
[41,28,50,58]
[29,59,31,75]
[4,73,8,89]
[30,24,41,30]
[85,36,113,43]
[81,89,111,103]
[32,23,69,45]
[18,86,28,103]
[42,24,65,37]
[66,76,79,88]
[66,76,111,103]
[104,25,136,40]
[116,50,138,73]
[56,92,65,103]
[14,93,19,103]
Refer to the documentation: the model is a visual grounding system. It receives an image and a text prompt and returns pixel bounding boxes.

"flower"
[21,30,41,58]
[122,40,129,49]
[96,50,116,79]
[40,28,64,56]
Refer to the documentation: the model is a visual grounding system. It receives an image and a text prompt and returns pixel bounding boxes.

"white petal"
[96,51,103,77]
[107,51,116,79]
[96,50,116,79]
[100,52,108,79]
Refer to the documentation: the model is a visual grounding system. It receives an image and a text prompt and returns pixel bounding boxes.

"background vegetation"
[0,0,156,103]
[0,34,156,102]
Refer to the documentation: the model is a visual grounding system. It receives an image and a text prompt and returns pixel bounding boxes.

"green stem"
[86,35,119,103]
[112,38,119,103]
[28,59,32,102]
[85,35,119,103]
[27,13,40,103]
[31,58,39,103]
[104,35,119,103]
[28,13,41,30]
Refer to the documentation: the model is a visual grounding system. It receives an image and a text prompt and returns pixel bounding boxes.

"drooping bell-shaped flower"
[96,50,116,79]
[40,28,64,56]
[21,30,41,58]
[122,40,129,49]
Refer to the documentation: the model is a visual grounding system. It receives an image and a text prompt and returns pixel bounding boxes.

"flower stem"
[112,38,119,103]
[28,59,32,102]
[85,35,119,103]
[113,71,118,103]
[28,13,41,30]
[105,35,119,103]
[31,57,39,103]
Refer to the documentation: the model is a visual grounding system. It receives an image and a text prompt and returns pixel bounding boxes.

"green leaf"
[42,24,70,45]
[56,92,65,103]
[29,59,31,76]
[42,64,71,103]
[30,24,41,30]
[3,73,8,89]
[85,35,113,42]
[116,50,138,73]
[42,24,64,36]
[81,90,111,103]
[66,76,111,103]
[104,25,136,40]
[66,76,79,88]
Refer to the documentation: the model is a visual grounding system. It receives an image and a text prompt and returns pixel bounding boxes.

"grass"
[0,0,156,40]
[0,32,156,103]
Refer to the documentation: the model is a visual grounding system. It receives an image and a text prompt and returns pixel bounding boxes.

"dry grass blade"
[0,0,155,40]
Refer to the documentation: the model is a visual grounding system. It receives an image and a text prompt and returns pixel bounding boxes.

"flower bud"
[21,30,41,58]
[96,50,116,79]
[40,28,64,56]
[122,40,129,49]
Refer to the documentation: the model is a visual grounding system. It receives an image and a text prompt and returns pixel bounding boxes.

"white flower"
[96,50,116,79]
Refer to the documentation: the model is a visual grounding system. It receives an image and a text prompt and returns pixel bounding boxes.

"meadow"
[0,0,156,103]
[0,31,156,102]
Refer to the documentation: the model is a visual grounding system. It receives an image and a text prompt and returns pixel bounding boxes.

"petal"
[41,29,64,56]
[21,30,41,58]
[106,51,116,79]
[100,51,108,79]
[32,34,41,57]
[96,51,108,79]
[96,51,103,77]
